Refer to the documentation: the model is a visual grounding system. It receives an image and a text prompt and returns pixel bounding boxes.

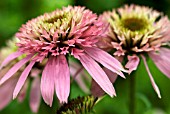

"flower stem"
[129,72,136,114]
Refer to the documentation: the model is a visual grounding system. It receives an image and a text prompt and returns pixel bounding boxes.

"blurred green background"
[1,0,170,114]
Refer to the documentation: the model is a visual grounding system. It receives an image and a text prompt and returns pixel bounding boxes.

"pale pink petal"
[0,77,18,110]
[125,55,140,74]
[17,80,29,102]
[91,68,118,97]
[80,54,116,97]
[0,51,23,70]
[74,75,90,94]
[104,68,118,83]
[71,48,84,60]
[84,47,126,78]
[55,55,70,103]
[149,48,170,78]
[30,76,41,113]
[13,60,36,99]
[141,55,161,98]
[0,54,33,85]
[0,66,12,79]
[70,66,89,93]
[69,61,90,93]
[41,57,55,106]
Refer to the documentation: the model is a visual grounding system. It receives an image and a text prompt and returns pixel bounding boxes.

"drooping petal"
[0,51,23,70]
[69,61,90,93]
[125,55,140,74]
[55,55,70,103]
[79,54,116,97]
[104,68,118,84]
[17,80,29,102]
[149,48,170,78]
[0,77,18,110]
[74,75,90,94]
[30,76,41,113]
[13,60,36,99]
[0,54,33,85]
[91,68,118,97]
[141,55,161,98]
[41,57,55,106]
[84,47,126,78]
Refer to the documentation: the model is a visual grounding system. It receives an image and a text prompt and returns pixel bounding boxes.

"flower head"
[100,4,170,98]
[57,95,97,114]
[16,6,105,61]
[0,6,125,106]
[100,4,170,55]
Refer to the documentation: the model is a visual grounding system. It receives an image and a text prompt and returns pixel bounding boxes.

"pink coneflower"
[0,6,126,106]
[100,4,170,98]
[0,39,41,113]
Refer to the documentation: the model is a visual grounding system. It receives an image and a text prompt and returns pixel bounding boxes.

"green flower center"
[44,12,69,24]
[122,17,148,31]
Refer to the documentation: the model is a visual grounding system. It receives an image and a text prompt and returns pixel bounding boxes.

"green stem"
[129,72,136,114]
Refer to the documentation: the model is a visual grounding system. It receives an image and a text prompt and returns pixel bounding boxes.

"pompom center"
[122,17,148,31]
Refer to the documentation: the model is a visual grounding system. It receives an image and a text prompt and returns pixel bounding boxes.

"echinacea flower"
[0,6,126,106]
[0,39,41,113]
[100,4,170,98]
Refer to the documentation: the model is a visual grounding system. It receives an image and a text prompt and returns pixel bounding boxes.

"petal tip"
[121,74,126,79]
[44,100,51,107]
[158,93,161,99]
[49,103,52,107]
[13,94,17,100]
[60,99,68,104]
[110,93,116,97]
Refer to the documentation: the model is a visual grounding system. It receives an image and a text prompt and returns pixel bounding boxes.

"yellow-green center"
[122,18,148,31]
[44,13,69,24]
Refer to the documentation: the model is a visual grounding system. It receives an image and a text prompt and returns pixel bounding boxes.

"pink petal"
[41,57,55,106]
[55,55,70,103]
[0,54,33,85]
[17,80,29,102]
[74,75,90,94]
[80,54,116,97]
[0,77,18,110]
[125,55,140,74]
[0,51,23,70]
[30,76,41,113]
[69,61,90,93]
[141,55,161,98]
[13,60,36,99]
[149,48,170,78]
[91,68,118,97]
[84,47,126,78]
[71,48,84,60]
[104,68,118,83]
